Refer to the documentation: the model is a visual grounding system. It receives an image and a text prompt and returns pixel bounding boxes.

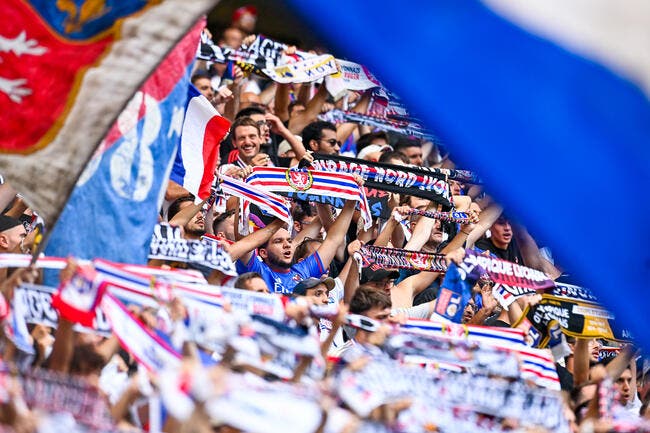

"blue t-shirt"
[236,250,326,294]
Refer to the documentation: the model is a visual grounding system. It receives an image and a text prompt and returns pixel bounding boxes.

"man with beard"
[234,200,356,294]
[167,195,205,240]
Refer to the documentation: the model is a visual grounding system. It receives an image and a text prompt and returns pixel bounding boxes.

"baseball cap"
[0,214,22,233]
[360,268,400,284]
[357,144,393,161]
[232,5,257,22]
[293,276,335,296]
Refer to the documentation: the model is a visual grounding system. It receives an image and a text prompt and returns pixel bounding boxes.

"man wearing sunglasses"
[302,121,341,155]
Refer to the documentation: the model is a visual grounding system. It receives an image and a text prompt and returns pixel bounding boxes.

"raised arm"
[228,218,284,263]
[288,84,328,134]
[315,200,356,270]
[512,223,562,279]
[274,83,291,122]
[465,201,502,249]
[336,91,371,144]
[265,112,309,162]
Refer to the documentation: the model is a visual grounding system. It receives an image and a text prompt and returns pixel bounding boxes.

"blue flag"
[46,22,204,265]
[288,1,650,349]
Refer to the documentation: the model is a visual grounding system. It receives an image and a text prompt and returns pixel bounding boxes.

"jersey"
[236,250,326,294]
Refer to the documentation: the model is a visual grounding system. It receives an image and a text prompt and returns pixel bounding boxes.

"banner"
[461,249,555,291]
[310,153,452,207]
[246,166,372,229]
[15,283,111,335]
[0,0,216,225]
[45,20,206,265]
[148,223,237,276]
[534,283,633,342]
[170,85,231,200]
[263,54,339,84]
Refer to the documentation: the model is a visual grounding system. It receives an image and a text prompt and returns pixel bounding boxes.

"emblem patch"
[285,168,313,191]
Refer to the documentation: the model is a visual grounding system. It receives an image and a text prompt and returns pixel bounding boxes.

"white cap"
[357,143,393,161]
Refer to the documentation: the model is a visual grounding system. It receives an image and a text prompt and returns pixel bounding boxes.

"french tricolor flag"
[170,86,230,200]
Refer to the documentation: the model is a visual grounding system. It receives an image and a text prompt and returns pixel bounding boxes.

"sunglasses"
[319,138,341,147]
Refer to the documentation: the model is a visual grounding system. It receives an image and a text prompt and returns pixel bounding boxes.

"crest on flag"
[285,168,313,191]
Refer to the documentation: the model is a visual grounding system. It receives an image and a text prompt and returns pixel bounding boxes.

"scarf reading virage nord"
[311,154,452,208]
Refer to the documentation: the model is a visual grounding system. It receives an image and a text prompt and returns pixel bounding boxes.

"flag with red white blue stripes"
[170,86,230,200]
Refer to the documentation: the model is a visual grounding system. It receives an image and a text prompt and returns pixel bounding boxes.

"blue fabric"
[46,63,195,264]
[236,250,326,294]
[432,262,473,323]
[287,0,650,348]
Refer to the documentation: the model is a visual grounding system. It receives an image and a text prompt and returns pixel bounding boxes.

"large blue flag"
[45,22,204,265]
[287,1,650,348]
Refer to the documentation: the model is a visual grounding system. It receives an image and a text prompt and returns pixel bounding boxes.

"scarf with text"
[407,208,477,224]
[246,166,372,230]
[319,109,437,142]
[385,331,522,378]
[0,363,115,430]
[149,223,237,276]
[198,34,338,84]
[310,153,452,208]
[356,244,447,273]
[531,283,632,342]
[461,249,556,291]
[323,59,381,99]
[336,355,567,431]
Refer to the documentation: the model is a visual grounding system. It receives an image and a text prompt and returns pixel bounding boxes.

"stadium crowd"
[0,4,648,433]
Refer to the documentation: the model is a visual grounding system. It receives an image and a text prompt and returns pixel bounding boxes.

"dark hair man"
[301,121,340,155]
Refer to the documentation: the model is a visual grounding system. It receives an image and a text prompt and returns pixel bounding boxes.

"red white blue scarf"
[246,166,372,230]
[218,174,292,235]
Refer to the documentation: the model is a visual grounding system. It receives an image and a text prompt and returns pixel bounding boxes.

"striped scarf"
[246,166,372,230]
[400,319,560,390]
[218,174,292,235]
[357,244,447,272]
[407,208,476,224]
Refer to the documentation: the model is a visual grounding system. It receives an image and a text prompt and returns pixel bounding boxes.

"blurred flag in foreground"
[0,0,217,225]
[45,19,206,264]
[287,0,650,348]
